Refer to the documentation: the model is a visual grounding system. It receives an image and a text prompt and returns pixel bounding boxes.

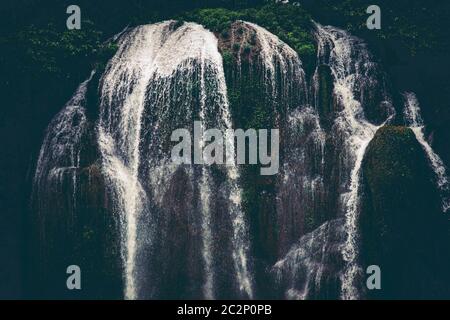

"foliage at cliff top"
[3,1,446,81]
[2,1,448,126]
[301,0,450,56]
[2,21,117,78]
[179,4,315,63]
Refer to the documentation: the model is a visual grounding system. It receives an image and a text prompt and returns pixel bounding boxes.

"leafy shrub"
[178,3,316,72]
[221,50,234,68]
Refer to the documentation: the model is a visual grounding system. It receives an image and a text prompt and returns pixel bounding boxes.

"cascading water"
[98,20,253,299]
[228,21,315,258]
[272,218,345,300]
[33,70,95,224]
[271,23,393,300]
[198,57,215,299]
[314,23,393,300]
[403,92,450,212]
[33,16,438,301]
[273,103,330,299]
[277,104,327,257]
[98,22,168,300]
[239,21,307,119]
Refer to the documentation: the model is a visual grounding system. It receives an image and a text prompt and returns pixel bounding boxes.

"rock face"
[272,218,345,300]
[360,126,450,299]
[218,20,312,297]
[29,72,123,299]
[29,20,450,300]
[30,162,123,299]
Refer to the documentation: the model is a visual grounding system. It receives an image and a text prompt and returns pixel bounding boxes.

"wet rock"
[360,125,450,299]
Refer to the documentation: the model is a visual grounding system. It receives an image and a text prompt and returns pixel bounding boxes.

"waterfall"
[198,56,214,300]
[98,22,169,300]
[33,70,95,224]
[33,16,424,300]
[242,21,306,97]
[98,21,253,299]
[272,218,345,300]
[277,104,326,257]
[228,21,314,259]
[314,23,393,300]
[403,92,450,212]
[239,21,307,117]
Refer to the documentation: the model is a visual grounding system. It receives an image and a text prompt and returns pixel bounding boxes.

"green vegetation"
[227,74,272,130]
[10,21,117,77]
[0,19,118,140]
[301,0,450,56]
[221,49,233,69]
[179,3,316,70]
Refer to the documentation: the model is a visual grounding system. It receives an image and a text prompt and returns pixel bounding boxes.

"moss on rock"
[360,125,450,299]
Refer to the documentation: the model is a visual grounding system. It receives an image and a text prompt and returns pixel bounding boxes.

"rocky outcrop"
[29,19,450,300]
[360,125,450,299]
[218,21,307,297]
[30,162,122,299]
